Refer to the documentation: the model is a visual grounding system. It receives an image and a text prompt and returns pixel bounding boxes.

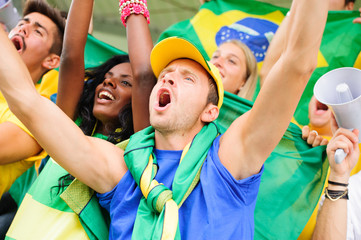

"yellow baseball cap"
[150,37,224,109]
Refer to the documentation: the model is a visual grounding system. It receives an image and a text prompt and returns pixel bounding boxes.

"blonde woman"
[211,40,258,101]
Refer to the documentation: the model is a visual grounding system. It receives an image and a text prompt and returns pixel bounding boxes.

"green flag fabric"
[84,34,127,69]
[215,92,328,239]
[295,10,361,125]
[6,159,110,240]
[159,0,361,125]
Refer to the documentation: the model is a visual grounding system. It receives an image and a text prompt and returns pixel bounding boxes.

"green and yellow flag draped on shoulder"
[124,124,220,239]
[6,159,109,240]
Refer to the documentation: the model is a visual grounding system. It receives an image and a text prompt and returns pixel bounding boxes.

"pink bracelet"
[119,0,150,27]
[119,0,147,8]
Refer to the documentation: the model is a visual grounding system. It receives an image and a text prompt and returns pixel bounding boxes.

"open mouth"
[98,90,115,101]
[219,71,225,79]
[11,36,24,52]
[158,89,171,108]
[315,100,329,113]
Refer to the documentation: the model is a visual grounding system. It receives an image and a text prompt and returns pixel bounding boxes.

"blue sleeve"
[96,170,139,214]
[203,135,264,205]
[97,185,117,213]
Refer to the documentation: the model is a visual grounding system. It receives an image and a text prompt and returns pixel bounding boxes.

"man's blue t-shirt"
[97,135,264,240]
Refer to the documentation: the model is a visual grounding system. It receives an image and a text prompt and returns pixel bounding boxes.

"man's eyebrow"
[21,17,49,35]
[180,68,198,79]
[34,21,49,35]
[159,65,175,77]
[20,18,30,23]
[121,74,132,78]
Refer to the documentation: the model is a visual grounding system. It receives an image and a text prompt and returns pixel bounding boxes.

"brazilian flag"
[159,0,361,126]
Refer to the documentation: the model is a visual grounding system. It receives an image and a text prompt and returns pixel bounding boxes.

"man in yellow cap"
[0,0,328,238]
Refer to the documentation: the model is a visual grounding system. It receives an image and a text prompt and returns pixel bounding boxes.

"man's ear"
[42,53,60,70]
[201,103,219,123]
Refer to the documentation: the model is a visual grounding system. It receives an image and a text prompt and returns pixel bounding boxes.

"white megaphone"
[0,0,20,31]
[314,67,361,164]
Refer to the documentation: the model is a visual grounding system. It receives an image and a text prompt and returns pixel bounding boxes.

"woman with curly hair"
[5,0,155,239]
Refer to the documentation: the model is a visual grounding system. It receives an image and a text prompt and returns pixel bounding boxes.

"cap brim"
[150,37,224,108]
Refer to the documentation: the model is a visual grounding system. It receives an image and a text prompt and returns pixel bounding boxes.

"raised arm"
[259,14,290,86]
[0,122,42,164]
[0,27,127,193]
[126,14,156,132]
[56,0,94,119]
[219,0,329,180]
[312,127,359,240]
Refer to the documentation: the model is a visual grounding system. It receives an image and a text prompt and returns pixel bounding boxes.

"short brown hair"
[206,73,219,107]
[23,0,65,56]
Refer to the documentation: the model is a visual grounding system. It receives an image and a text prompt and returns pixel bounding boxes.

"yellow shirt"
[0,70,58,198]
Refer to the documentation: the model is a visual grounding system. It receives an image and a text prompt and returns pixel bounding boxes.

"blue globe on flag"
[215,17,278,62]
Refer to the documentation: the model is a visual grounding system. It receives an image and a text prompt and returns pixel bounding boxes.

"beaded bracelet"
[324,187,348,201]
[119,0,150,27]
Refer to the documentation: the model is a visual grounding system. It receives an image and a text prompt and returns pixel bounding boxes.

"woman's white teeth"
[99,91,115,100]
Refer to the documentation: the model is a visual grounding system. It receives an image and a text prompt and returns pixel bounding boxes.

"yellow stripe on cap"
[150,37,224,108]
